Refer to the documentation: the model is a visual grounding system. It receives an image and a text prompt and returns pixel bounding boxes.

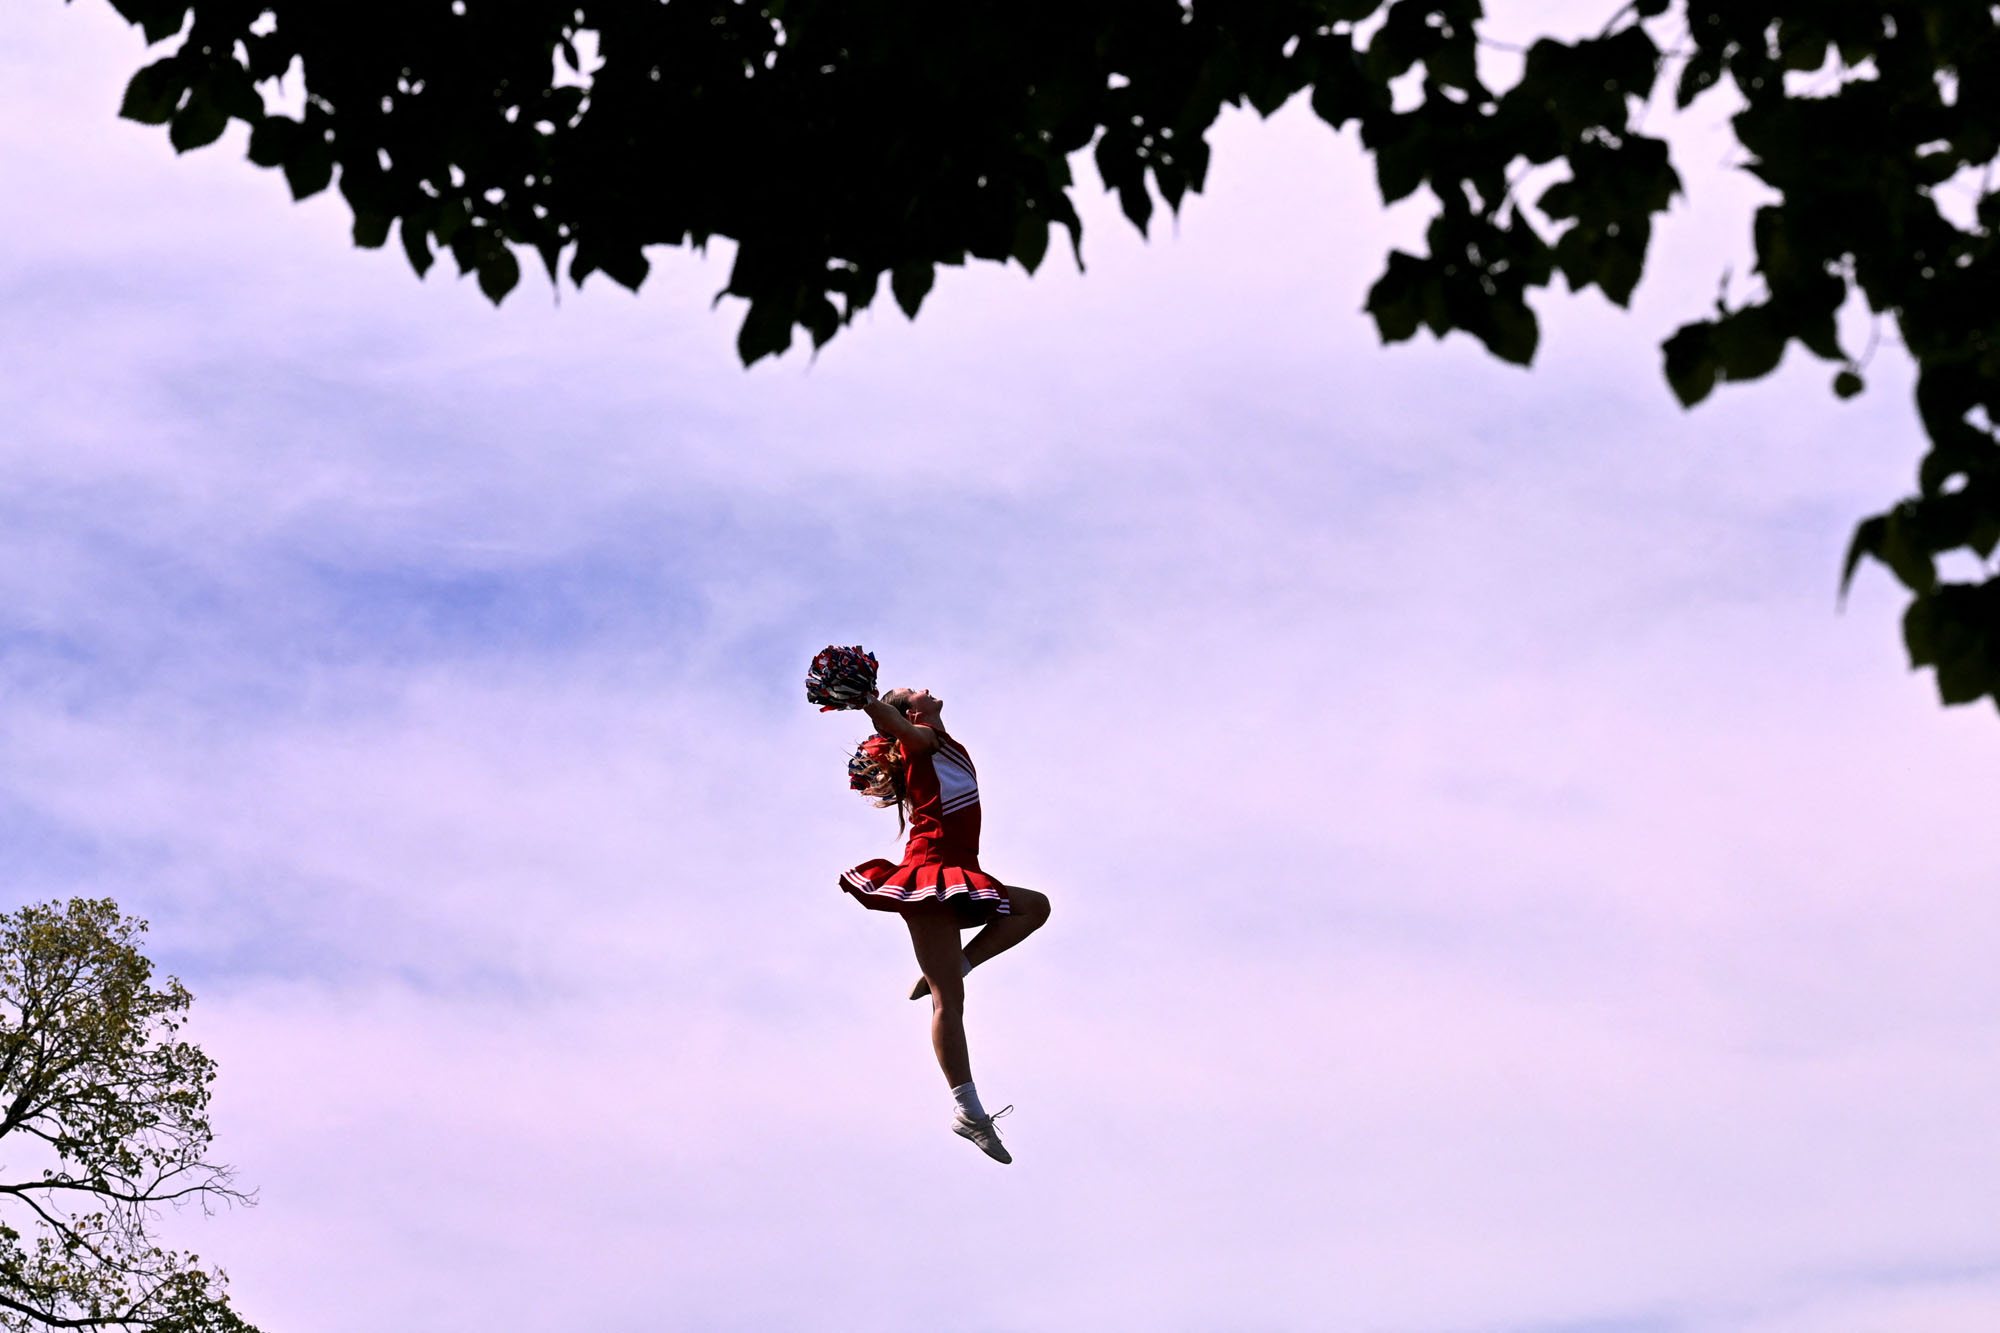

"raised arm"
[862,696,936,755]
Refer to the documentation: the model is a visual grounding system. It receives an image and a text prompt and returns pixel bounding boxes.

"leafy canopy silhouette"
[92,0,2000,711]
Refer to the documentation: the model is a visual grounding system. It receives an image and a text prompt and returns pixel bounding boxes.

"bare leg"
[965,887,1051,969]
[911,887,1051,1000]
[905,907,972,1087]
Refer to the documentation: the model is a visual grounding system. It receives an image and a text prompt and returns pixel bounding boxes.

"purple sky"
[8,4,2000,1331]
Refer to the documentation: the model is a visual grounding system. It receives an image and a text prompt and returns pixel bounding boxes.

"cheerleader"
[837,685,1053,1165]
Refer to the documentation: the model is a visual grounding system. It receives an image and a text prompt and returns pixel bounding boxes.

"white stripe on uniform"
[934,739,980,815]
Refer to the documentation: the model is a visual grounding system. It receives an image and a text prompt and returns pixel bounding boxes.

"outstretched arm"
[863,697,936,755]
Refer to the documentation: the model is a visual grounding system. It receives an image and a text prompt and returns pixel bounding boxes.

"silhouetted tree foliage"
[90,0,2000,710]
[0,899,256,1333]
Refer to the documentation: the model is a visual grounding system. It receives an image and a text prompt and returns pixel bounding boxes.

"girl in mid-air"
[811,649,1051,1164]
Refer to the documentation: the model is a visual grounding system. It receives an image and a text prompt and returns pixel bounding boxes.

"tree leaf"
[400,215,434,276]
[1012,210,1050,273]
[1928,594,1992,703]
[245,115,295,167]
[1479,295,1539,366]
[117,0,191,45]
[1709,305,1785,384]
[1919,580,2000,707]
[1877,504,1938,594]
[1307,35,1373,129]
[1841,514,1886,598]
[1902,593,1939,665]
[1677,45,1724,108]
[282,138,334,200]
[1365,250,1430,344]
[1373,123,1428,204]
[477,245,520,303]
[1662,322,1718,406]
[118,58,186,125]
[434,198,469,243]
[599,244,650,291]
[736,298,796,364]
[167,92,228,153]
[352,211,391,249]
[891,261,935,318]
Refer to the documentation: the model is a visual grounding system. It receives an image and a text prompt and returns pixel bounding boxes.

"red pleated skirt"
[839,857,1012,923]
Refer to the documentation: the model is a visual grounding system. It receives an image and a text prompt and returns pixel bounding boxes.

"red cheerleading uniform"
[840,729,1012,922]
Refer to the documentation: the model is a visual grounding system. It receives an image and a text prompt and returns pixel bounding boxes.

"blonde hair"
[847,733,909,834]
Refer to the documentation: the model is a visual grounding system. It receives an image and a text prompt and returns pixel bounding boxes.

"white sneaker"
[952,1106,1013,1164]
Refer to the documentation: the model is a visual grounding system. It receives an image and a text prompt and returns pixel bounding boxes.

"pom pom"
[848,733,902,806]
[807,644,879,712]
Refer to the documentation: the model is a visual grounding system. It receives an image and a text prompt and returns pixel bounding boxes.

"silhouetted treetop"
[93,0,2000,711]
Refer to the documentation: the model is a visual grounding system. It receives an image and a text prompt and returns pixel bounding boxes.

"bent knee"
[1013,888,1052,927]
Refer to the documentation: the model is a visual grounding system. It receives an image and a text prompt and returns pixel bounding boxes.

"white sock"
[950,1081,987,1121]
